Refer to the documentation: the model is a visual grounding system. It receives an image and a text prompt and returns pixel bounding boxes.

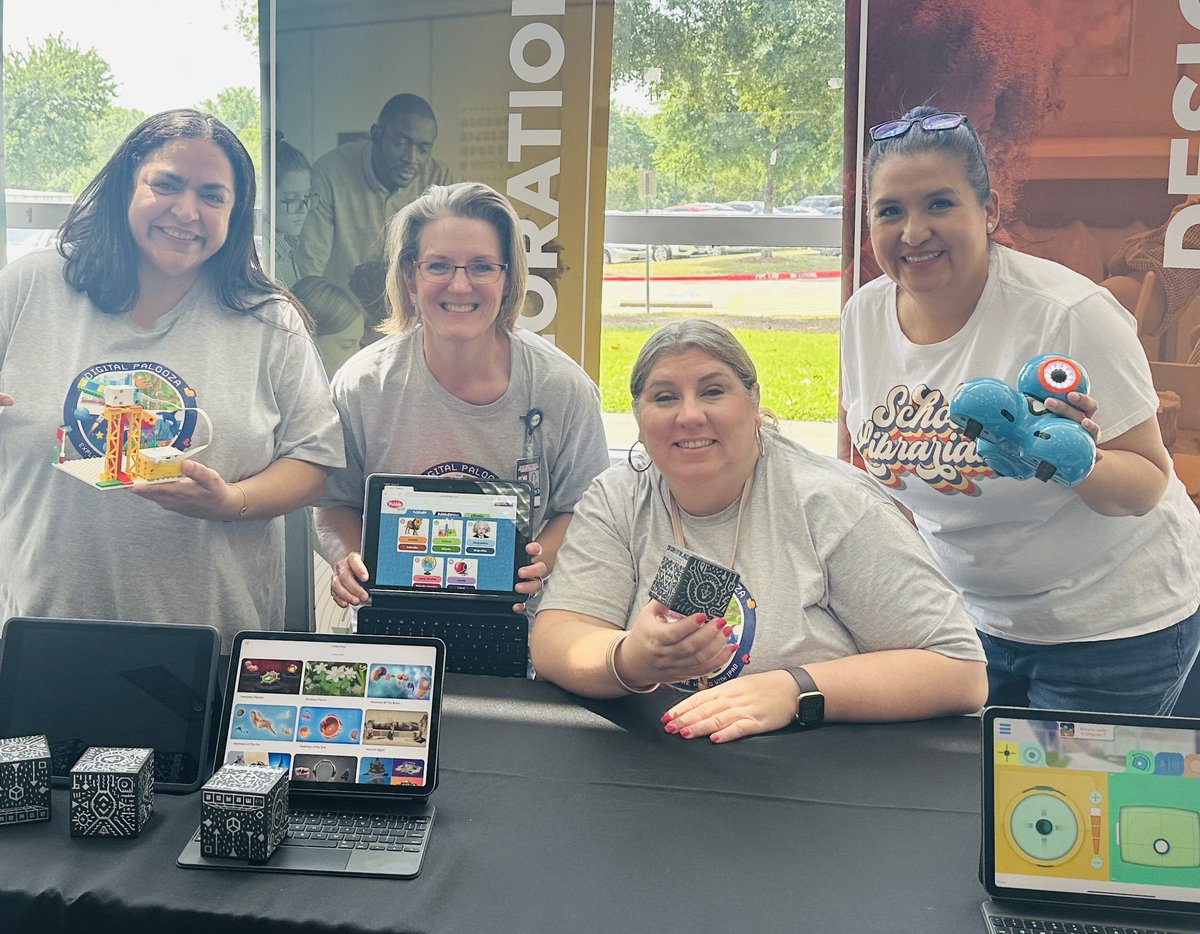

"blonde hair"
[380,182,529,334]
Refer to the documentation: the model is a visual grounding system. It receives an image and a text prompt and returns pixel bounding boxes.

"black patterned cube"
[70,747,154,837]
[649,544,740,618]
[200,765,289,862]
[0,735,51,826]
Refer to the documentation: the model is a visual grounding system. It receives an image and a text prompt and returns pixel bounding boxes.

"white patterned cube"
[200,765,289,862]
[0,735,52,826]
[70,747,154,837]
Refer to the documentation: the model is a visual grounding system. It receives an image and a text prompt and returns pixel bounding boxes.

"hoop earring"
[627,439,652,473]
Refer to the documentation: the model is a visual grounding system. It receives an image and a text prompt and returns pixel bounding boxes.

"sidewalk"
[601,412,837,458]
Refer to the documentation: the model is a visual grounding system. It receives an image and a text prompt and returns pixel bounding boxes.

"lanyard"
[667,469,755,568]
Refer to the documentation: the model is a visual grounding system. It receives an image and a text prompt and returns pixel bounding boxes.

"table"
[0,675,988,934]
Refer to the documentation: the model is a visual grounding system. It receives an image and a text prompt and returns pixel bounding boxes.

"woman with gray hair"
[531,320,987,741]
[315,182,609,616]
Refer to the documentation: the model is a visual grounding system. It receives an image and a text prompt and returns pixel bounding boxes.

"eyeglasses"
[868,112,970,142]
[413,261,508,284]
[279,195,311,215]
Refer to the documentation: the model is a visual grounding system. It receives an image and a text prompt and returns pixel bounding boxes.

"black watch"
[784,667,825,728]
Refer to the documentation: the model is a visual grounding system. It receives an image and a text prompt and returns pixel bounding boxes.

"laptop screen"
[0,617,219,792]
[362,474,532,598]
[220,632,444,799]
[983,707,1200,912]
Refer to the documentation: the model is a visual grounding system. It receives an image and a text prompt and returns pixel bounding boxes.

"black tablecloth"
[0,675,987,934]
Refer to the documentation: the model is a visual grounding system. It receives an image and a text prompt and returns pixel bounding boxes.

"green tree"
[200,86,263,192]
[64,107,151,196]
[611,0,844,209]
[3,35,117,192]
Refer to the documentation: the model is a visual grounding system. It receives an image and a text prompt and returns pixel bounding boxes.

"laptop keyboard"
[365,614,527,677]
[284,809,430,852]
[985,912,1191,933]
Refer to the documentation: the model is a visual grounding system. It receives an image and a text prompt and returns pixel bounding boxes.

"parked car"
[723,200,764,214]
[796,194,843,213]
[649,243,704,261]
[603,243,647,263]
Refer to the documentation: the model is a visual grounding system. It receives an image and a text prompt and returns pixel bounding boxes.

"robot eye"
[1039,357,1081,394]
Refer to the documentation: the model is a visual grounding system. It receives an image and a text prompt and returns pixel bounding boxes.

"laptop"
[0,617,220,793]
[177,630,446,879]
[355,473,533,677]
[981,706,1200,933]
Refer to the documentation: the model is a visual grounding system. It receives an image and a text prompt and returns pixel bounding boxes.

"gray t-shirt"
[540,431,985,688]
[0,249,345,649]
[320,324,610,538]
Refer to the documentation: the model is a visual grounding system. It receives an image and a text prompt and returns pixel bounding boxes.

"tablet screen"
[0,618,219,792]
[363,477,531,597]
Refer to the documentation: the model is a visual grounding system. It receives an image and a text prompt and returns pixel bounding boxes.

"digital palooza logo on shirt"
[61,362,200,458]
[423,462,501,480]
[671,582,758,693]
[855,383,994,495]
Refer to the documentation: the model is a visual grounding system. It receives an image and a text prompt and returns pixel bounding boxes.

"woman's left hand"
[131,459,244,520]
[661,669,799,743]
[513,541,546,613]
[1045,390,1102,443]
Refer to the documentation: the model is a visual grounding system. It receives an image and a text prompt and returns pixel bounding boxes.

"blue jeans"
[979,603,1200,715]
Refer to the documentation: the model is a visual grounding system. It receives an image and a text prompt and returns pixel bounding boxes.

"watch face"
[798,692,825,726]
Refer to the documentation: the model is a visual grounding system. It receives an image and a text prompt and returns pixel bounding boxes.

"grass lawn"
[604,247,841,278]
[599,326,840,422]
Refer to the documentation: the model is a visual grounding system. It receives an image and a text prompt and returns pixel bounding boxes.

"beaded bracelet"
[605,632,660,694]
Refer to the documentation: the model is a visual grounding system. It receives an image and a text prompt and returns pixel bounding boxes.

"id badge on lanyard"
[519,408,543,509]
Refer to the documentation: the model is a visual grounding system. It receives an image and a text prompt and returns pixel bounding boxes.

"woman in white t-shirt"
[839,105,1200,715]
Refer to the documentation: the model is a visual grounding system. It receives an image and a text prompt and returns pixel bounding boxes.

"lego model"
[948,354,1097,487]
[53,378,212,491]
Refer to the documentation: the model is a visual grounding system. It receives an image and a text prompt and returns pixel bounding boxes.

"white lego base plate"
[53,458,182,491]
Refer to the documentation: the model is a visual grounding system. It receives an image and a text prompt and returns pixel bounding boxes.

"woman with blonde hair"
[315,182,608,618]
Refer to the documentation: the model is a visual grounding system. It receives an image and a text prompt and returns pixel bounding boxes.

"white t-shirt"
[841,243,1200,644]
[540,431,985,688]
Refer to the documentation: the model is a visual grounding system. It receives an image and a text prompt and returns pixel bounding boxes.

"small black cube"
[70,747,154,837]
[649,544,741,618]
[200,765,289,862]
[0,735,52,827]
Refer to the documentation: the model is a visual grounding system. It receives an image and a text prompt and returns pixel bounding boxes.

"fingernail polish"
[722,626,733,638]
[660,713,671,724]
[679,727,692,738]
[665,723,678,734]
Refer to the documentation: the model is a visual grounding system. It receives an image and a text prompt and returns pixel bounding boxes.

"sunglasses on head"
[868,112,970,142]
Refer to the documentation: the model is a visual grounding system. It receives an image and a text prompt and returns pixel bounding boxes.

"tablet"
[361,473,533,601]
[0,617,221,793]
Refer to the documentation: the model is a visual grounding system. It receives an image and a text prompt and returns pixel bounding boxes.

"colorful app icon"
[1126,751,1154,774]
[1185,754,1200,778]
[995,742,1020,766]
[1019,743,1046,767]
[1155,753,1185,777]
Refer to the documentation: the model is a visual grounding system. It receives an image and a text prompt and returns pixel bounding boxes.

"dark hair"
[59,108,277,315]
[865,105,992,207]
[382,182,528,334]
[377,94,437,131]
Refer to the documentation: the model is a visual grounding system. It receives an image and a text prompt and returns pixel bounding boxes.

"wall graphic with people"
[263,0,614,378]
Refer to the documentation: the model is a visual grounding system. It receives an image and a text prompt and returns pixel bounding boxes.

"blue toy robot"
[948,354,1097,487]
